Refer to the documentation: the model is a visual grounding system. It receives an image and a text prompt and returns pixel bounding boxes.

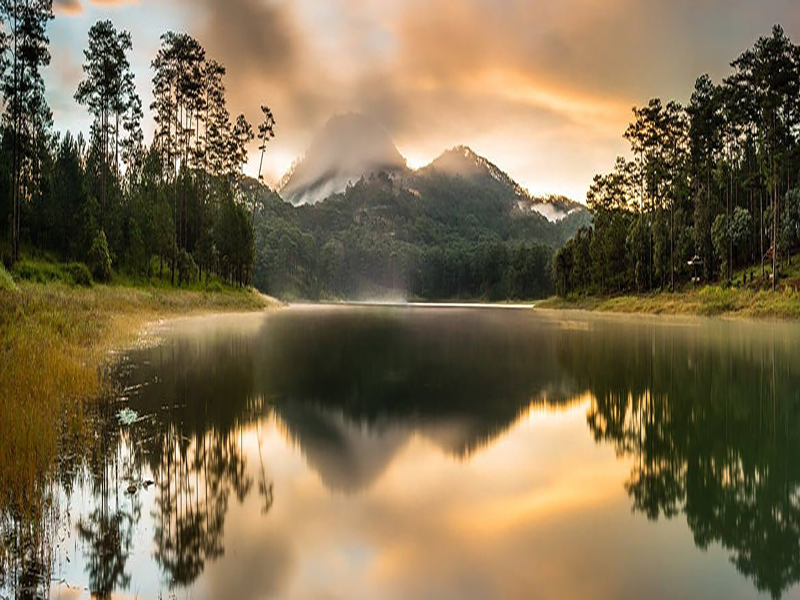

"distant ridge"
[278,113,588,222]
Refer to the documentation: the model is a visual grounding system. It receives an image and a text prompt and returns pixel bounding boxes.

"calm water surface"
[12,305,800,599]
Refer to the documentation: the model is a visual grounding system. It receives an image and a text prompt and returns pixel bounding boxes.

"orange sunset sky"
[49,0,800,201]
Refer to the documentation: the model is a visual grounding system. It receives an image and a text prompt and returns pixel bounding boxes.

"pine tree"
[75,20,140,228]
[0,0,53,262]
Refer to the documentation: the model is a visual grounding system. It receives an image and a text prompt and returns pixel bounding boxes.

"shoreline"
[535,285,800,321]
[0,282,282,516]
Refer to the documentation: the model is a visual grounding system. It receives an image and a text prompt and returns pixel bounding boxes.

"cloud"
[53,0,82,14]
[46,0,800,199]
[54,0,140,15]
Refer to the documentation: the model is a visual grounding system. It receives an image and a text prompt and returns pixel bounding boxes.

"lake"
[3,305,800,599]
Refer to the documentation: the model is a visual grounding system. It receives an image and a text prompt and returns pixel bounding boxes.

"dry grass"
[0,264,14,291]
[536,285,800,320]
[0,282,279,520]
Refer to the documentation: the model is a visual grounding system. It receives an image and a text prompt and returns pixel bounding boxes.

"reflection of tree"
[256,421,275,516]
[133,413,254,586]
[76,399,138,599]
[563,321,800,599]
[255,308,579,459]
[72,331,262,593]
[76,508,134,598]
[95,333,260,586]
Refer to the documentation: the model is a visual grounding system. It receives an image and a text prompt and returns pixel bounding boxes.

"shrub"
[13,260,62,283]
[204,279,223,293]
[88,231,112,283]
[66,262,93,287]
[177,249,199,285]
[11,259,94,287]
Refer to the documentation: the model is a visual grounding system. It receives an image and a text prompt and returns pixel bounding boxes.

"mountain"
[416,146,589,223]
[252,162,590,301]
[279,117,589,223]
[279,113,408,206]
[422,145,523,190]
[418,145,530,203]
[256,115,592,301]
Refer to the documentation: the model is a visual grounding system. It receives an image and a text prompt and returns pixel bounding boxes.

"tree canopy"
[556,25,800,297]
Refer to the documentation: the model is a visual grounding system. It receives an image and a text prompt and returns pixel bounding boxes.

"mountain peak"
[279,113,407,206]
[423,145,533,205]
[426,146,511,184]
[276,116,587,223]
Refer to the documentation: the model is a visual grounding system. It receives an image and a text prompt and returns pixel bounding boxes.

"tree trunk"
[728,163,732,282]
[670,202,674,292]
[761,189,764,278]
[773,152,777,293]
[11,1,19,263]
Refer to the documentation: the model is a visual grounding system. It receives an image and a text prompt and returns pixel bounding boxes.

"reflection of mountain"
[118,309,580,494]
[253,307,578,461]
[276,404,411,493]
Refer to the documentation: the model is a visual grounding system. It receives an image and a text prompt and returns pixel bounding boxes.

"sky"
[49,0,800,202]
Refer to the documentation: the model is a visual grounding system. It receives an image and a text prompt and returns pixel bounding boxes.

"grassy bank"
[0,273,279,523]
[536,284,800,319]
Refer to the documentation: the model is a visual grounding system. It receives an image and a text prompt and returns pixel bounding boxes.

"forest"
[555,25,800,297]
[0,2,579,302]
[13,5,800,303]
[0,3,273,288]
[250,170,584,301]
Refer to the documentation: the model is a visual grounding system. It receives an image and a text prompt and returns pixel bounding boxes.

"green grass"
[111,269,236,293]
[0,263,15,291]
[12,257,95,287]
[0,269,280,531]
[537,280,800,319]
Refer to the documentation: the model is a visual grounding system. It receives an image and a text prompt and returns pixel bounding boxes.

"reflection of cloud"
[202,522,294,600]
[201,399,740,600]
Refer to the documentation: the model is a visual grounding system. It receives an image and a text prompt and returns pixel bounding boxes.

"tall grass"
[0,280,277,577]
[537,284,800,319]
[0,264,14,291]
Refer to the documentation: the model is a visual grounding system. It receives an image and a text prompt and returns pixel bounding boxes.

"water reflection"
[1,307,800,599]
[558,317,800,600]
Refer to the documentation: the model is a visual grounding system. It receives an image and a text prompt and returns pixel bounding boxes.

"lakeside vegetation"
[555,26,800,305]
[0,7,272,288]
[0,267,275,580]
[539,285,800,319]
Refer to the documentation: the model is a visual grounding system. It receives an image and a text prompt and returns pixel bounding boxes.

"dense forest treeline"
[0,2,273,287]
[556,25,800,297]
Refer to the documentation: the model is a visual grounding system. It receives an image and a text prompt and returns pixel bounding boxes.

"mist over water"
[3,306,800,599]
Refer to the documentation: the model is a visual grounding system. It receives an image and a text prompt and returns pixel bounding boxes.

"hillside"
[255,115,591,301]
[250,169,589,300]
